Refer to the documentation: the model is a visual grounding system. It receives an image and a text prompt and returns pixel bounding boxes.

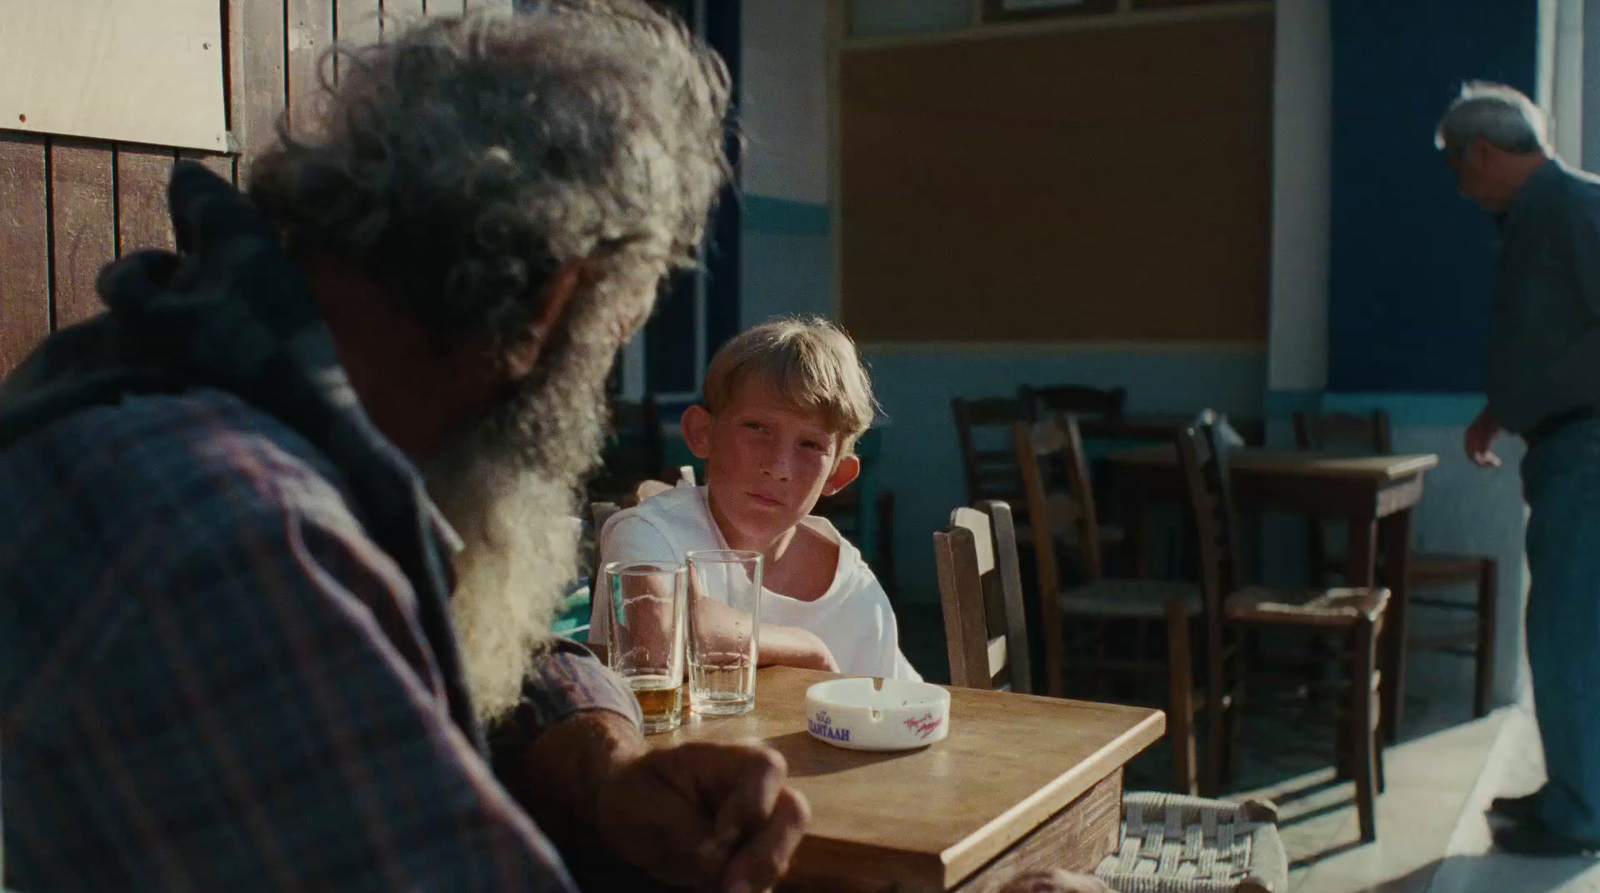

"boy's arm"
[758,623,841,672]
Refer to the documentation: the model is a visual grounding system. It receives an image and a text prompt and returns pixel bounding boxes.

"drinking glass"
[603,560,687,732]
[685,549,764,716]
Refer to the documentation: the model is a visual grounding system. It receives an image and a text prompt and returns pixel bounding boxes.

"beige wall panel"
[0,0,227,152]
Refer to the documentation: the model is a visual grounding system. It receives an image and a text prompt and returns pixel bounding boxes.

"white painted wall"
[1267,0,1330,393]
[1585,0,1600,170]
[739,0,830,203]
[1552,0,1584,161]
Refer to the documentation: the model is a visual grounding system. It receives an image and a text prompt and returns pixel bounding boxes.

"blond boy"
[591,317,918,680]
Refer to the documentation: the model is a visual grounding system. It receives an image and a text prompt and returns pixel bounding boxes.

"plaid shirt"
[0,163,640,892]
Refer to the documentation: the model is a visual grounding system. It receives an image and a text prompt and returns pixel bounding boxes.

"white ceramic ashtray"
[804,678,951,751]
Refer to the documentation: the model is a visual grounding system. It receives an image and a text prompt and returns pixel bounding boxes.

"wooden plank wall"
[0,0,512,376]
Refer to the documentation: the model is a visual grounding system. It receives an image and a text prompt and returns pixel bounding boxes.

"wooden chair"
[1180,415,1387,842]
[934,505,1292,889]
[1015,416,1203,794]
[1096,793,1289,893]
[589,395,666,502]
[951,396,1030,508]
[585,500,623,663]
[586,469,699,657]
[1017,383,1128,422]
[1294,410,1498,717]
[937,504,1291,889]
[934,500,1034,693]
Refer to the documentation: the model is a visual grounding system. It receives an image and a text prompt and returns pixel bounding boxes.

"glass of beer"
[685,550,763,716]
[602,560,687,733]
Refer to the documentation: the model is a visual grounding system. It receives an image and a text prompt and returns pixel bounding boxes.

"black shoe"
[1489,791,1544,824]
[1493,818,1600,857]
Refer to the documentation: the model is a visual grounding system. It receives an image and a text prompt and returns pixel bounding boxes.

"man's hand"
[597,742,810,893]
[994,869,1117,893]
[1465,407,1503,468]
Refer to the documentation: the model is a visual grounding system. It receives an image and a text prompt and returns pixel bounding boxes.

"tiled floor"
[899,606,1600,892]
[1225,649,1600,893]
[1426,705,1600,893]
[1237,700,1505,893]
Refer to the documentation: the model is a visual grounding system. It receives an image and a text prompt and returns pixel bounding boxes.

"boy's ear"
[822,453,861,497]
[681,405,713,460]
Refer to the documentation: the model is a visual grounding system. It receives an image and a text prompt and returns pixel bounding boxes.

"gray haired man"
[1438,81,1600,856]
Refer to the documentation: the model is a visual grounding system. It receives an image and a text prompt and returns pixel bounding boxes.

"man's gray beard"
[425,318,616,728]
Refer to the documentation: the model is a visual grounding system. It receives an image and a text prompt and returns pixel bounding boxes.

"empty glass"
[685,550,763,716]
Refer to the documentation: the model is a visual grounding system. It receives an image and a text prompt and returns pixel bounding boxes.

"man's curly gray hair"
[249,0,733,359]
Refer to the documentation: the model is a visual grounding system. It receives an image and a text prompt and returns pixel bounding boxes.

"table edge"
[937,706,1165,886]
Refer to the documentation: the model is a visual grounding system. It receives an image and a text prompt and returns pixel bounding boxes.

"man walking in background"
[1438,81,1600,856]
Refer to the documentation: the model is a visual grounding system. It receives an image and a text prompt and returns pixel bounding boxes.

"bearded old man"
[0,3,816,891]
[0,4,1118,893]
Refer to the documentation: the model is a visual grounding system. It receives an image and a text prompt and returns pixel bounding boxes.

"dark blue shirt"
[1487,159,1600,433]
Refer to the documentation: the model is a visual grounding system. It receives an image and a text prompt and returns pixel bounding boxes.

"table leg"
[1378,508,1414,743]
[1345,519,1377,586]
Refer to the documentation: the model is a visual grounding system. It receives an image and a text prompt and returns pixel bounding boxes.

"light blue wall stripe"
[1264,390,1485,426]
[1262,389,1323,419]
[742,194,831,236]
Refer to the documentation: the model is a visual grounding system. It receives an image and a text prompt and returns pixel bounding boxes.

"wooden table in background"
[650,667,1164,893]
[1077,414,1266,446]
[1107,447,1439,742]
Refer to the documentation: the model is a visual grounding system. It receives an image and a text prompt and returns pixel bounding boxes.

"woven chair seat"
[1096,792,1288,893]
[1224,586,1389,629]
[1059,579,1203,619]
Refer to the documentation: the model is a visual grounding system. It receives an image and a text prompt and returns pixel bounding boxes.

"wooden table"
[1107,447,1439,741]
[651,667,1163,893]
[1077,414,1265,446]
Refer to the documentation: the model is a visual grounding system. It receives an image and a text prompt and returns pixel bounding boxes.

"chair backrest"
[1015,414,1104,579]
[1175,414,1243,623]
[1292,410,1392,575]
[935,500,1033,693]
[1013,415,1103,695]
[951,396,1029,506]
[595,396,666,493]
[1292,409,1393,455]
[1017,384,1127,423]
[585,500,623,659]
[588,500,622,575]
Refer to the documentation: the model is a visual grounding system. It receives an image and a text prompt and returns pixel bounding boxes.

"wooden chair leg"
[1351,617,1380,843]
[1203,647,1226,798]
[1474,558,1498,718]
[1222,627,1246,786]
[1374,714,1387,795]
[1166,601,1198,795]
[1334,715,1352,780]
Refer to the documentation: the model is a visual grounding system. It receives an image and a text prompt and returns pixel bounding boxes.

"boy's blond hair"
[703,316,879,452]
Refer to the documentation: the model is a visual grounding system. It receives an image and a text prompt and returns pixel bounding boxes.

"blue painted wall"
[869,346,1268,606]
[1327,0,1537,393]
[741,196,834,325]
